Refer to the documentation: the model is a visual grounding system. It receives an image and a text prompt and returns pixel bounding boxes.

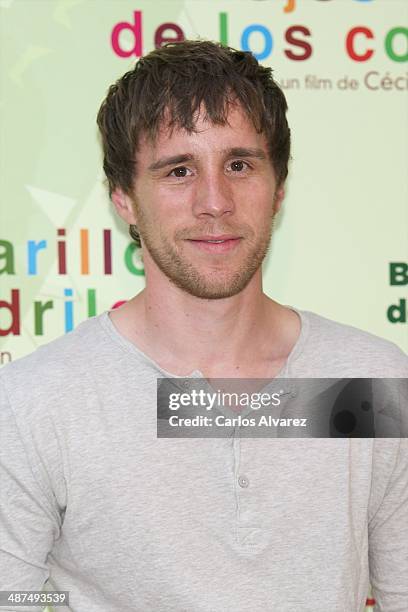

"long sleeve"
[0,378,61,611]
[368,437,408,611]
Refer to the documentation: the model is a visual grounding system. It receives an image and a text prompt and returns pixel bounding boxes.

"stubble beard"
[136,209,277,300]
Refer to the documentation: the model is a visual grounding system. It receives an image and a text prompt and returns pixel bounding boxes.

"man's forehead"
[138,104,266,157]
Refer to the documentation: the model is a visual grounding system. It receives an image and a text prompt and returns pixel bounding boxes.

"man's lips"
[185,235,242,253]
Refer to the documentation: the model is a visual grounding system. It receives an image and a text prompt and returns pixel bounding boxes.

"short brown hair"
[96,39,291,247]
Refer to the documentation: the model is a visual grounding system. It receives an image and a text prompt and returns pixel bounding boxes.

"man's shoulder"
[0,313,106,397]
[298,309,408,377]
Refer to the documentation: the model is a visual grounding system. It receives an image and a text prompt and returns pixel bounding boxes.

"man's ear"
[111,188,138,226]
[273,185,285,215]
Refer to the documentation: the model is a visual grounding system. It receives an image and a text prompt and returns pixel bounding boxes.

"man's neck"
[109,277,301,378]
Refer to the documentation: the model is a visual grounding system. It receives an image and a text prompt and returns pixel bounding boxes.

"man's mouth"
[186,235,242,253]
[203,239,228,243]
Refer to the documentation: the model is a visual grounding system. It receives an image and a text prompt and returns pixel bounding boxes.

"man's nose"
[191,171,235,218]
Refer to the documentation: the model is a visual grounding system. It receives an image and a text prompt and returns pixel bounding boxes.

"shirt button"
[238,475,249,488]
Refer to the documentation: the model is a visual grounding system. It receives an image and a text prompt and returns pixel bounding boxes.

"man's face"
[114,103,284,299]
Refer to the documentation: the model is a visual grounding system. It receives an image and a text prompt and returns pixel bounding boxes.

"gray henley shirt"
[0,306,407,612]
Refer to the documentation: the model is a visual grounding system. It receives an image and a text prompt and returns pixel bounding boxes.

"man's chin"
[168,272,254,300]
[143,242,263,298]
[184,287,243,300]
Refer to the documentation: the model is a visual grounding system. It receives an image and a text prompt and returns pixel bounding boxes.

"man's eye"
[229,160,249,172]
[169,166,191,178]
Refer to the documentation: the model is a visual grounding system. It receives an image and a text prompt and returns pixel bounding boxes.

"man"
[0,40,407,612]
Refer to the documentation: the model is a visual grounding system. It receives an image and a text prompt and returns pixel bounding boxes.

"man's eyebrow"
[148,154,194,172]
[227,147,267,160]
